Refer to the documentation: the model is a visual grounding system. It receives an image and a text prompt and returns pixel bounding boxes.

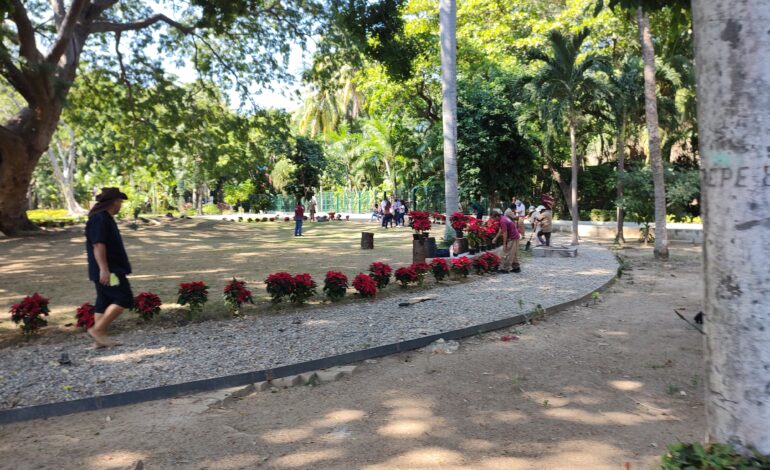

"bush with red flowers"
[450,212,468,231]
[132,292,162,321]
[430,258,450,281]
[284,216,290,222]
[466,219,486,248]
[412,261,430,285]
[323,271,348,301]
[395,266,418,287]
[75,302,95,330]
[432,212,446,223]
[472,257,489,275]
[485,218,500,243]
[408,211,431,234]
[265,272,295,303]
[451,256,472,277]
[223,278,254,315]
[9,293,50,335]
[480,252,500,272]
[352,273,377,297]
[178,282,209,318]
[368,262,392,289]
[291,273,317,304]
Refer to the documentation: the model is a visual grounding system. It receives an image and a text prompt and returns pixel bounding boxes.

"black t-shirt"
[85,211,132,282]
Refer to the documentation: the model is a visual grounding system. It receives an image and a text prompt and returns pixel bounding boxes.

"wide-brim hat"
[95,187,128,202]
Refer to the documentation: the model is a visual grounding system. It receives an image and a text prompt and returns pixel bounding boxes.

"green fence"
[271,187,449,214]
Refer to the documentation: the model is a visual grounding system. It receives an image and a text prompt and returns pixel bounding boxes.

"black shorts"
[94,275,134,312]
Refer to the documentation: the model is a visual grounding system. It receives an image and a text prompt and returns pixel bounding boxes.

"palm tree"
[529,28,605,245]
[439,0,459,242]
[607,56,645,244]
[636,8,669,259]
[360,119,399,196]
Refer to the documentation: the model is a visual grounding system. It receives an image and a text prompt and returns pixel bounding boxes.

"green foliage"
[26,210,86,225]
[283,137,326,201]
[224,180,256,208]
[202,203,220,215]
[618,164,700,226]
[661,442,770,470]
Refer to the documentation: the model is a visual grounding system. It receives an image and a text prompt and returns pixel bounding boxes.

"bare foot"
[87,329,114,348]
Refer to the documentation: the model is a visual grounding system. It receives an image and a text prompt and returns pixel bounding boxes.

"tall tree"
[0,0,319,235]
[692,0,770,454]
[439,0,459,242]
[529,28,604,245]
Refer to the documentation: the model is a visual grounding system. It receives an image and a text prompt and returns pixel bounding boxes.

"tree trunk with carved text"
[692,0,770,454]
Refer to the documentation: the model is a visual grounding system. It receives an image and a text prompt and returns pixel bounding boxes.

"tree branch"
[0,51,36,103]
[45,0,90,65]
[89,14,195,35]
[9,1,43,63]
[50,0,66,28]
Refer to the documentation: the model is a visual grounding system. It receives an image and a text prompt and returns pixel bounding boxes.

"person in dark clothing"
[471,196,485,220]
[85,187,133,347]
[294,200,305,236]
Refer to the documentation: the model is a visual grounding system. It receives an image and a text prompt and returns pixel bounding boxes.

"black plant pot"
[469,248,477,255]
[455,229,463,238]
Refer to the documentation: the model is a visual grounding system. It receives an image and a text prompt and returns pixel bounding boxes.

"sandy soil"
[0,218,419,339]
[0,243,706,470]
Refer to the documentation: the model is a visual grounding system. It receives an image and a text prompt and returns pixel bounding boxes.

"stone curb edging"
[0,274,617,425]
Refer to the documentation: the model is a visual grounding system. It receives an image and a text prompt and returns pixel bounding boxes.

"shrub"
[202,203,220,215]
[177,282,208,318]
[9,293,49,335]
[451,257,471,277]
[352,273,377,297]
[450,212,468,231]
[223,278,254,315]
[368,262,392,289]
[430,258,450,281]
[284,216,290,222]
[75,302,95,329]
[661,442,770,470]
[262,217,268,222]
[323,271,348,301]
[480,252,500,272]
[291,273,317,304]
[408,211,431,234]
[472,257,489,275]
[412,262,430,285]
[395,266,418,288]
[265,272,295,303]
[132,292,162,321]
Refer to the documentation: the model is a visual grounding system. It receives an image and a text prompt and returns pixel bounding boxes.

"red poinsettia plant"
[352,273,377,297]
[430,258,450,281]
[432,212,446,223]
[323,271,348,301]
[265,272,295,303]
[466,219,487,247]
[223,278,254,315]
[451,256,472,277]
[291,273,317,304]
[368,262,392,289]
[178,281,209,318]
[485,218,500,240]
[75,302,95,330]
[10,293,50,335]
[480,252,500,272]
[395,266,418,287]
[412,261,430,285]
[408,211,431,234]
[472,257,489,275]
[132,292,162,321]
[450,212,468,231]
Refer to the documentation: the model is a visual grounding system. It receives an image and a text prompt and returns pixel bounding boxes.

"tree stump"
[413,238,428,263]
[361,232,374,250]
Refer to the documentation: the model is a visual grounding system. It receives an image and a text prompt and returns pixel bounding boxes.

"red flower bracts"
[472,257,489,275]
[450,212,468,231]
[430,258,450,281]
[395,266,418,287]
[223,278,254,315]
[265,272,295,303]
[368,262,392,289]
[291,273,317,304]
[451,256,472,277]
[352,273,377,297]
[480,252,500,272]
[75,302,95,329]
[323,271,348,301]
[178,282,209,317]
[412,262,430,285]
[408,211,431,233]
[9,293,49,335]
[132,292,162,321]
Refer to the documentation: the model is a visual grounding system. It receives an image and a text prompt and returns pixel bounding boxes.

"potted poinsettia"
[223,278,254,316]
[132,292,162,321]
[408,211,431,240]
[10,293,50,335]
[429,258,450,282]
[352,273,377,297]
[323,271,348,301]
[178,282,208,319]
[450,212,468,238]
[75,302,95,330]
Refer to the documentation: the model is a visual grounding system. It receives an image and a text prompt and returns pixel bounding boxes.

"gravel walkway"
[0,236,617,410]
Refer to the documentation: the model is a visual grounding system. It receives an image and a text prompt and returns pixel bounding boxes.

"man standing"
[491,209,521,273]
[294,199,305,236]
[308,196,317,222]
[393,198,403,226]
[511,196,526,218]
[85,187,133,348]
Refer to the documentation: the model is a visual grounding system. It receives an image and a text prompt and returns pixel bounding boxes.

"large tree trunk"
[615,121,626,244]
[439,0,459,241]
[692,0,770,454]
[637,8,669,260]
[569,120,579,245]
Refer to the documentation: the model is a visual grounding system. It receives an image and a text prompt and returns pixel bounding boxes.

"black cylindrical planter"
[427,237,437,258]
[455,229,463,239]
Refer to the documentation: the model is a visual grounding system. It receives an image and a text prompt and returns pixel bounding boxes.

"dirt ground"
[0,243,706,470]
[0,218,419,339]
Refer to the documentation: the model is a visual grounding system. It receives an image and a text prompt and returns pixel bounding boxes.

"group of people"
[372,195,409,228]
[489,195,554,274]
